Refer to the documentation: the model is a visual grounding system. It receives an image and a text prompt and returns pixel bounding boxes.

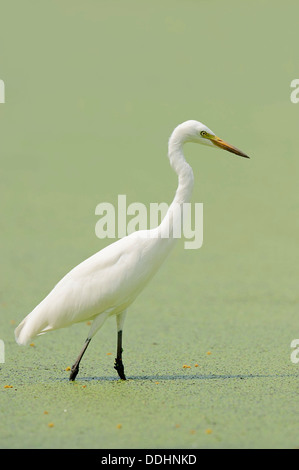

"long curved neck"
[156,129,194,239]
[168,138,194,206]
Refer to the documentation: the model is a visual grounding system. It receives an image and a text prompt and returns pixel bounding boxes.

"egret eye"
[200,131,207,137]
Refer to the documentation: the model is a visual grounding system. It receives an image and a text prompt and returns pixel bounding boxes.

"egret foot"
[69,338,91,381]
[114,329,126,380]
[69,364,79,381]
[114,357,126,380]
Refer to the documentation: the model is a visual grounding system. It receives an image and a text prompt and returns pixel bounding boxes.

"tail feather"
[15,307,48,346]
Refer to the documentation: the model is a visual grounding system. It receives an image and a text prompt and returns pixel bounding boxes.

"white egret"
[15,120,249,381]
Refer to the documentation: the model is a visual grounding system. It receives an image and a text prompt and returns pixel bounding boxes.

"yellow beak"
[210,135,250,159]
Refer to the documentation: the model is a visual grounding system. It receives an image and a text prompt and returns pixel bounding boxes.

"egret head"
[173,120,249,159]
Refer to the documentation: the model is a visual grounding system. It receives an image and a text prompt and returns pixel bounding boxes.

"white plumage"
[15,120,249,380]
[15,231,172,344]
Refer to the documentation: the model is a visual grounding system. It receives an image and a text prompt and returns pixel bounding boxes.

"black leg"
[114,330,126,380]
[69,338,91,381]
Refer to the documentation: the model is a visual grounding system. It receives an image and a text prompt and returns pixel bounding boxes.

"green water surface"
[0,0,298,449]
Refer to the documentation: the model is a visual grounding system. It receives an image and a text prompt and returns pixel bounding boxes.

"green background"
[0,0,298,449]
